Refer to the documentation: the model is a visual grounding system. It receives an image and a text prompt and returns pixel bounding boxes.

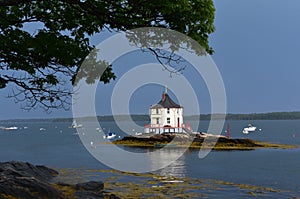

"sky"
[1,0,300,120]
[211,0,300,113]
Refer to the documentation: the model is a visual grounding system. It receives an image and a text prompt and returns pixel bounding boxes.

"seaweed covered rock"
[0,161,62,199]
[114,133,295,150]
[117,133,191,144]
[0,161,119,199]
[0,161,58,180]
[216,138,261,147]
[75,181,104,192]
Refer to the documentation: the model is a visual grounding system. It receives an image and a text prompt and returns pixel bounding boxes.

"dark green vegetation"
[214,112,300,120]
[187,111,300,120]
[94,111,300,121]
[51,111,300,121]
[0,0,215,110]
[2,111,300,122]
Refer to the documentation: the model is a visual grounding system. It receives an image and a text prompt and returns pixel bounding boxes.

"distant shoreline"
[2,111,300,122]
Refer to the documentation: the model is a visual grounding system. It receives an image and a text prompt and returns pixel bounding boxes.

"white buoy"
[90,141,96,148]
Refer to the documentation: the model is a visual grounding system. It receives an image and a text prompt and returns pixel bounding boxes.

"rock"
[0,176,63,199]
[74,190,104,199]
[56,181,114,199]
[74,191,120,199]
[216,137,260,147]
[74,181,121,199]
[0,161,116,199]
[0,161,58,181]
[105,194,120,199]
[0,161,62,199]
[75,181,104,192]
[150,134,173,142]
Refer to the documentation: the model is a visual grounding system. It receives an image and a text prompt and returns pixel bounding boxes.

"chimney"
[162,93,166,101]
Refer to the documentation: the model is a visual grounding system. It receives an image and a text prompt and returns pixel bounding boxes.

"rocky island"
[113,132,296,150]
[112,90,296,150]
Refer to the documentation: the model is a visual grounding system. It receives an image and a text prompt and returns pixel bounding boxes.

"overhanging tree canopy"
[0,0,215,110]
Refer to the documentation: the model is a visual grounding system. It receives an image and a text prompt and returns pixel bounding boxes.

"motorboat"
[103,132,117,140]
[244,124,257,131]
[243,124,257,134]
[1,126,18,130]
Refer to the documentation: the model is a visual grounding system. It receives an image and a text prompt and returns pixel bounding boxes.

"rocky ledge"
[113,133,296,150]
[0,161,118,199]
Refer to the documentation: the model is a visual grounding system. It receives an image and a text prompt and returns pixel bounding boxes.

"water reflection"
[151,148,188,178]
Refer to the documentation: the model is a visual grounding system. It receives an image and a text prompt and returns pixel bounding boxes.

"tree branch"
[0,0,33,6]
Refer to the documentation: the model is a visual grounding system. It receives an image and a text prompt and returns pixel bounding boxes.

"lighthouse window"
[167,117,170,124]
[156,109,159,114]
[156,118,159,124]
[167,108,170,114]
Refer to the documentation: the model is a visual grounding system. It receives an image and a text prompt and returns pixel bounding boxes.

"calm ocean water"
[0,119,299,198]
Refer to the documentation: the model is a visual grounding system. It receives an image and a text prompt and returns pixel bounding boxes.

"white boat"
[70,120,83,128]
[103,132,117,140]
[1,126,18,130]
[243,124,257,134]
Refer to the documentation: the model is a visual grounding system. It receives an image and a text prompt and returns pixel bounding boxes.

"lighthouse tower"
[144,88,191,134]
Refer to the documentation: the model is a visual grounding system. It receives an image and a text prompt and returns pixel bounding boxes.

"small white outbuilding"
[144,89,192,134]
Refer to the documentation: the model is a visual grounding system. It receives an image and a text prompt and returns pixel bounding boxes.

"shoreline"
[1,161,294,198]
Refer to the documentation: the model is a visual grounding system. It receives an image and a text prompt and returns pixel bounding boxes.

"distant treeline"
[188,112,300,120]
[225,112,300,120]
[3,112,300,122]
[53,112,300,122]
[50,115,150,122]
[99,112,300,121]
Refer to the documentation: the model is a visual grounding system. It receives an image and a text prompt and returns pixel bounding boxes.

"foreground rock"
[0,161,119,199]
[0,161,62,199]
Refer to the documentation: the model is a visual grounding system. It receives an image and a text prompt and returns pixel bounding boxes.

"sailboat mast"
[226,123,231,139]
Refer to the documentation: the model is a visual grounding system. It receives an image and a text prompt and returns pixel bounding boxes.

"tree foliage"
[0,0,215,110]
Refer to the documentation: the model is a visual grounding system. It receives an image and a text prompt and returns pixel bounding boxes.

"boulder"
[75,181,104,192]
[0,161,58,181]
[0,161,62,199]
[0,161,116,199]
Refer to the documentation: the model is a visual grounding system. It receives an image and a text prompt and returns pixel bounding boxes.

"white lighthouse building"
[144,89,192,134]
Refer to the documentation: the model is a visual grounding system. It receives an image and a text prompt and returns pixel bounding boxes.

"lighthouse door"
[177,118,180,127]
